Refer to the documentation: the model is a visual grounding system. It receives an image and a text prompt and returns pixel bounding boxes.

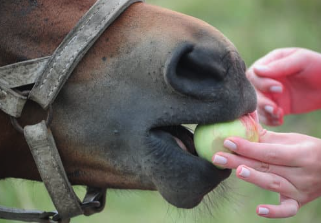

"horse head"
[0,0,256,210]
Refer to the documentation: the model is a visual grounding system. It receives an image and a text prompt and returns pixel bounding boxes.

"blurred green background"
[1,0,321,222]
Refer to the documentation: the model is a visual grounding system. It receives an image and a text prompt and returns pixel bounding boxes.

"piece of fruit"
[194,114,260,165]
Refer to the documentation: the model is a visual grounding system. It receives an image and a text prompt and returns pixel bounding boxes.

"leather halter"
[0,0,144,222]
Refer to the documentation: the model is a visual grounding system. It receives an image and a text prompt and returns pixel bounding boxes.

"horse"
[0,0,257,221]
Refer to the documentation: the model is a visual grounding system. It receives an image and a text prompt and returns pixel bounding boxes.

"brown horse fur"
[0,0,257,209]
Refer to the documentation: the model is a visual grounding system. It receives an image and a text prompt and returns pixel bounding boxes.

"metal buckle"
[51,187,105,221]
[9,90,53,134]
[82,187,106,216]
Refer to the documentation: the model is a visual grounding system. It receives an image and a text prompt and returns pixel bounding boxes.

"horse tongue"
[173,136,188,152]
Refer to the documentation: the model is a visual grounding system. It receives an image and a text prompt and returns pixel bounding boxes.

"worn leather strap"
[0,58,48,117]
[24,121,83,220]
[29,0,144,109]
[0,187,107,222]
[0,206,56,223]
[0,0,143,222]
[0,57,49,89]
[0,80,27,117]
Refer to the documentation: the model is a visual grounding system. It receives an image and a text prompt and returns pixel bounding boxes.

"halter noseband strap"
[0,0,144,222]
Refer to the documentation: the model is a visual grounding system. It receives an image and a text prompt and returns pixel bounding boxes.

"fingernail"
[264,105,274,114]
[213,155,227,165]
[239,167,250,178]
[270,85,283,93]
[224,140,237,151]
[255,65,269,72]
[258,207,269,215]
[264,105,280,118]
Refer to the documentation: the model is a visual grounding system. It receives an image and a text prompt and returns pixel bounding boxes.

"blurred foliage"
[1,0,321,223]
[150,0,321,66]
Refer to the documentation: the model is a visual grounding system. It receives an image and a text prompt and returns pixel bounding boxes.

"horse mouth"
[146,111,258,209]
[150,111,259,156]
[152,125,197,156]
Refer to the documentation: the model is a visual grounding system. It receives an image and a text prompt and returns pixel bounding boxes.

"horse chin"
[145,126,231,209]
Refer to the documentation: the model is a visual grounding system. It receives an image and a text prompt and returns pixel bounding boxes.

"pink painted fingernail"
[224,140,237,151]
[239,167,250,178]
[258,207,269,215]
[270,86,283,93]
[264,105,274,114]
[255,65,269,72]
[213,155,227,165]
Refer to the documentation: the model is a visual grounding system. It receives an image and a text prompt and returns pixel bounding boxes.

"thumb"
[258,130,292,144]
[254,53,306,78]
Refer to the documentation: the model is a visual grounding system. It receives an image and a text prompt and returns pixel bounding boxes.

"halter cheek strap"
[0,0,144,222]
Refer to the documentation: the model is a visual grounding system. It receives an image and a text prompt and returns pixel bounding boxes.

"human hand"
[212,130,321,218]
[246,48,321,126]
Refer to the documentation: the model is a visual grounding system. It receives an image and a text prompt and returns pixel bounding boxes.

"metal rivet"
[0,90,7,100]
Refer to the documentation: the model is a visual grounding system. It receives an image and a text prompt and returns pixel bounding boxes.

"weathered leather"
[0,80,27,117]
[0,55,48,117]
[0,187,107,222]
[0,0,143,221]
[24,121,83,220]
[0,206,56,223]
[29,0,144,109]
[0,57,49,88]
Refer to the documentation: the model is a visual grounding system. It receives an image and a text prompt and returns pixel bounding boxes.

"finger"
[258,108,283,126]
[213,152,292,177]
[223,137,299,166]
[258,113,268,125]
[247,68,283,93]
[236,165,298,198]
[252,48,298,66]
[213,152,264,169]
[254,52,306,78]
[259,130,300,144]
[256,91,284,126]
[258,112,283,127]
[257,198,299,218]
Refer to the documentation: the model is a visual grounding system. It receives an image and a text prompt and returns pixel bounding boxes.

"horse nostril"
[164,43,227,100]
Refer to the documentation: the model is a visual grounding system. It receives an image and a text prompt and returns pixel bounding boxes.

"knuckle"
[257,161,270,173]
[264,150,278,162]
[295,142,316,166]
[304,174,319,189]
[266,178,281,192]
[298,194,309,204]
